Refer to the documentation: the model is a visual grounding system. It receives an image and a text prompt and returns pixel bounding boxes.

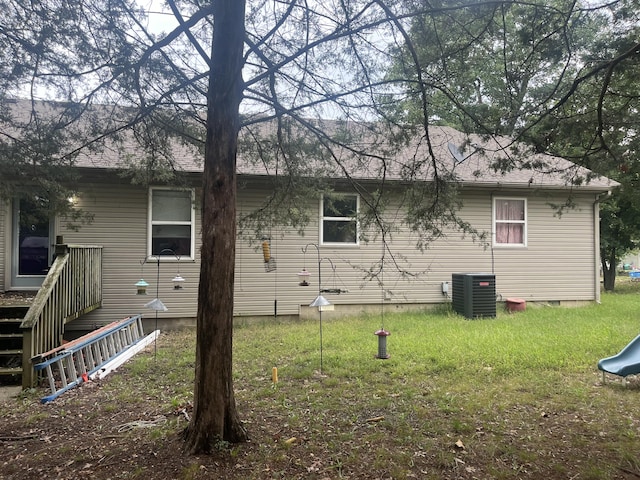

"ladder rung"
[34,315,149,403]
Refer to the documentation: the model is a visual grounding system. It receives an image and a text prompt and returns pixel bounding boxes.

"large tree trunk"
[601,248,617,292]
[184,0,248,453]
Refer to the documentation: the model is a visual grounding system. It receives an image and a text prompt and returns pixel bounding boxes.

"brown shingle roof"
[5,99,618,191]
[236,123,618,191]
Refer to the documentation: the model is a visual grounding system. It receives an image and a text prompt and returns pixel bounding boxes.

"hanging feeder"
[298,268,310,286]
[262,238,277,272]
[135,279,149,295]
[172,274,185,290]
[374,329,391,359]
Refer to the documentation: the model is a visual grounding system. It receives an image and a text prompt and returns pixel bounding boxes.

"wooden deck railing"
[21,244,103,388]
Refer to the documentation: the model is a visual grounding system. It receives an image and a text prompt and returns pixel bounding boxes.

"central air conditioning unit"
[451,273,496,319]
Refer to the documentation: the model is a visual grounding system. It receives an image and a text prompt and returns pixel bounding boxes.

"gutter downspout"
[594,191,611,304]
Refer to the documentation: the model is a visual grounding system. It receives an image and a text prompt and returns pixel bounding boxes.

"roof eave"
[459,180,619,193]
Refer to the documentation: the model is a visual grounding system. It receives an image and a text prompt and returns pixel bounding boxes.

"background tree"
[522,5,640,290]
[391,0,601,136]
[1,0,638,452]
[392,0,639,289]
[0,0,462,452]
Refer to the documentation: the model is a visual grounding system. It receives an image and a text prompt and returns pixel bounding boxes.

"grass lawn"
[2,277,640,479]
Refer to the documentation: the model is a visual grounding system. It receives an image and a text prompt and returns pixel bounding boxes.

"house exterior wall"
[493,192,598,302]
[233,185,600,314]
[0,199,6,292]
[7,176,599,330]
[55,180,202,330]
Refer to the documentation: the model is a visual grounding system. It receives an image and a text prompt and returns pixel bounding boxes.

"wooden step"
[0,349,22,355]
[0,318,24,328]
[0,366,22,376]
[0,306,30,319]
[0,330,23,360]
[0,347,23,378]
[0,333,23,339]
[0,319,24,337]
[0,295,31,383]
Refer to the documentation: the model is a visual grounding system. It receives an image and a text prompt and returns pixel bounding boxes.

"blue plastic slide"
[598,334,640,378]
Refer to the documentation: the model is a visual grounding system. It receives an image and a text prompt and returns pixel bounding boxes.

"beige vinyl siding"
[0,199,6,291]
[234,186,598,317]
[234,187,319,317]
[58,181,202,329]
[491,192,596,301]
[45,178,600,328]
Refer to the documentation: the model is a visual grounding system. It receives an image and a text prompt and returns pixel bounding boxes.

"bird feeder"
[298,268,310,286]
[374,329,390,359]
[261,238,277,272]
[135,279,149,295]
[172,274,185,290]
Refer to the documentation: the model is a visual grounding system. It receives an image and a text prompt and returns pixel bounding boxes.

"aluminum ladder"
[32,315,147,403]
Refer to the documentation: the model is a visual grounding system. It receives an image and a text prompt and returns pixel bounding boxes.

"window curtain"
[495,200,524,244]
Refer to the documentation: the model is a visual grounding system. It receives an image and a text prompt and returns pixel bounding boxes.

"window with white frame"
[321,194,358,245]
[493,197,527,246]
[149,188,194,258]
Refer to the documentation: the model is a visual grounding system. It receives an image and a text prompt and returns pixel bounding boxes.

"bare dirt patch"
[1,376,231,480]
[2,364,640,480]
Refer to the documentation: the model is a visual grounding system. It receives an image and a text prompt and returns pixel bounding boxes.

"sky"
[140,0,179,35]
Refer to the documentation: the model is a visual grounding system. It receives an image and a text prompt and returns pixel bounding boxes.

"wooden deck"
[0,244,103,389]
